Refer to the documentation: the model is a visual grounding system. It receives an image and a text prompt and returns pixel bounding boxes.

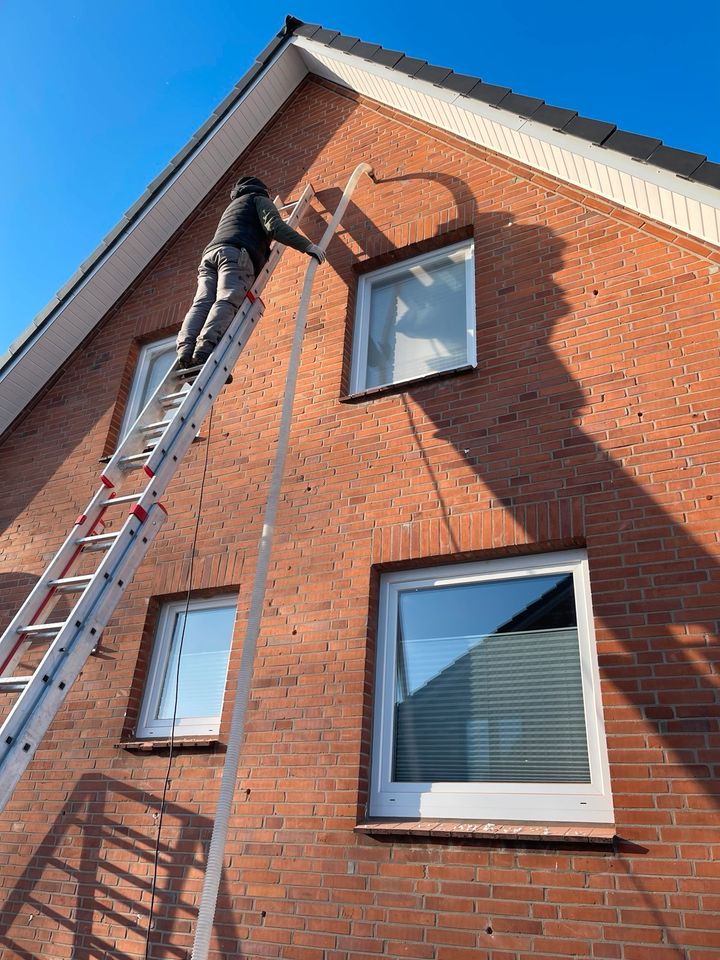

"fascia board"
[292,37,720,243]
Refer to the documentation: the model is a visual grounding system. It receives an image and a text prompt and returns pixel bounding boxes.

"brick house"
[1,15,719,959]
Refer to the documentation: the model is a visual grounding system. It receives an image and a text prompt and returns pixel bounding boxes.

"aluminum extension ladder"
[0,184,315,813]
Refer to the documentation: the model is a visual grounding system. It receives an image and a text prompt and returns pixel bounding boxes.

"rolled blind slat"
[394,625,591,784]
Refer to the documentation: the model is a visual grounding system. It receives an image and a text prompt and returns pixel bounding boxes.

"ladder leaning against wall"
[0,185,321,813]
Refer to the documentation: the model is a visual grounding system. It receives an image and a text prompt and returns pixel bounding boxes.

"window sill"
[116,737,220,752]
[341,363,476,403]
[355,819,616,845]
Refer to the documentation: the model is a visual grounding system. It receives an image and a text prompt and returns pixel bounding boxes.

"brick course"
[0,76,718,959]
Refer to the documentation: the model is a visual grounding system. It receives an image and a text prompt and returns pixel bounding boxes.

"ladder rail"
[0,183,316,813]
[0,503,167,812]
[0,485,117,676]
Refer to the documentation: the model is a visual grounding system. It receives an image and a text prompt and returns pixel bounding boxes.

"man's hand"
[307,244,326,264]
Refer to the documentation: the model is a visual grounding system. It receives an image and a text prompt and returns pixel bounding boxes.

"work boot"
[192,350,233,384]
[177,353,195,370]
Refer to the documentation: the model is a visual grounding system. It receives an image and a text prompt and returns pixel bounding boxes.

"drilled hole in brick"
[486,926,493,935]
[292,629,297,635]
[592,289,599,296]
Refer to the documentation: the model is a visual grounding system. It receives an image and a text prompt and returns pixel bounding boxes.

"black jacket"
[205,177,272,276]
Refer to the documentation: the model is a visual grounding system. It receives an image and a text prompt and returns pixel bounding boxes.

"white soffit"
[293,37,720,247]
[0,44,307,438]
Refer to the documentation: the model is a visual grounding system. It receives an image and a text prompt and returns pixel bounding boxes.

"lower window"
[137,596,236,738]
[370,551,613,824]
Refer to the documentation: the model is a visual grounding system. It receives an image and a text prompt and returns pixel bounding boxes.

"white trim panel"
[293,38,720,246]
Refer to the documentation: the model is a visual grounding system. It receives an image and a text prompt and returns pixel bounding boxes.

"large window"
[349,241,476,394]
[120,336,175,441]
[370,552,613,824]
[137,596,236,739]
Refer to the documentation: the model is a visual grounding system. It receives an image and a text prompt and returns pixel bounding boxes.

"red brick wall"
[0,76,719,959]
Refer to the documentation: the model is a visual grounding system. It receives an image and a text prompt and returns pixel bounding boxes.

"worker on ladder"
[176,175,326,369]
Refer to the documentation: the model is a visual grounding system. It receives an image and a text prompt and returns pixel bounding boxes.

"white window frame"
[119,335,176,441]
[349,240,477,394]
[370,551,614,824]
[137,595,236,739]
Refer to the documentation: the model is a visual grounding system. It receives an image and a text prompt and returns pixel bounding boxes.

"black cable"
[144,404,214,960]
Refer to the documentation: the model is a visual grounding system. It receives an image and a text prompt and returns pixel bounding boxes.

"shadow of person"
[313,172,720,809]
[0,772,243,960]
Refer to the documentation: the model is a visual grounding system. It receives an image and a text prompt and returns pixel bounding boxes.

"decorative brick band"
[371,498,585,566]
[150,547,245,596]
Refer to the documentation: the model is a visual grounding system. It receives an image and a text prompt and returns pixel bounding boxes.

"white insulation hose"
[190,162,374,960]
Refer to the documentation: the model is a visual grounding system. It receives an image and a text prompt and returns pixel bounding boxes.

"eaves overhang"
[2,15,718,439]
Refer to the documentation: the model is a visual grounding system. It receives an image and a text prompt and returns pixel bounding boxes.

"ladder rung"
[102,493,142,506]
[160,391,187,406]
[48,575,93,592]
[140,420,172,434]
[0,676,32,692]
[17,621,66,637]
[175,365,204,379]
[119,453,151,469]
[77,532,119,549]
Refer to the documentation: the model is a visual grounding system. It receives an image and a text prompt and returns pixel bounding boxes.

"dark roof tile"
[394,56,427,77]
[646,145,705,178]
[350,40,382,59]
[467,81,512,106]
[328,34,360,52]
[311,28,339,44]
[371,48,405,68]
[497,92,544,118]
[442,72,483,95]
[531,104,578,129]
[603,129,662,160]
[55,271,86,301]
[563,115,616,144]
[414,64,453,85]
[692,160,720,189]
[294,22,321,38]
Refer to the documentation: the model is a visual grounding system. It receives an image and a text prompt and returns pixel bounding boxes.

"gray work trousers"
[176,244,255,358]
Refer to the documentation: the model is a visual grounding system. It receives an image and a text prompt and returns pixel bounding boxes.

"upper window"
[137,596,236,739]
[370,551,613,824]
[350,241,476,394]
[120,336,175,441]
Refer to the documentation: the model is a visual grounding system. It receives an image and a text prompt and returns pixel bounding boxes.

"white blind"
[393,576,591,784]
[156,606,234,721]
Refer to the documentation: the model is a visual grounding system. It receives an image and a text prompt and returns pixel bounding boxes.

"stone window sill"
[116,737,220,752]
[355,819,616,844]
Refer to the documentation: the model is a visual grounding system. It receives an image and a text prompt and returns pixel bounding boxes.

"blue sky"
[1,1,718,354]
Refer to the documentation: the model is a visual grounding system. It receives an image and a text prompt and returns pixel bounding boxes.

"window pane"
[156,605,234,721]
[138,346,175,411]
[365,250,468,389]
[393,573,591,784]
[120,340,176,442]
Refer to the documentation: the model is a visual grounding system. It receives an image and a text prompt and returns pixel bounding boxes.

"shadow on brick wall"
[0,773,242,960]
[315,173,720,811]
